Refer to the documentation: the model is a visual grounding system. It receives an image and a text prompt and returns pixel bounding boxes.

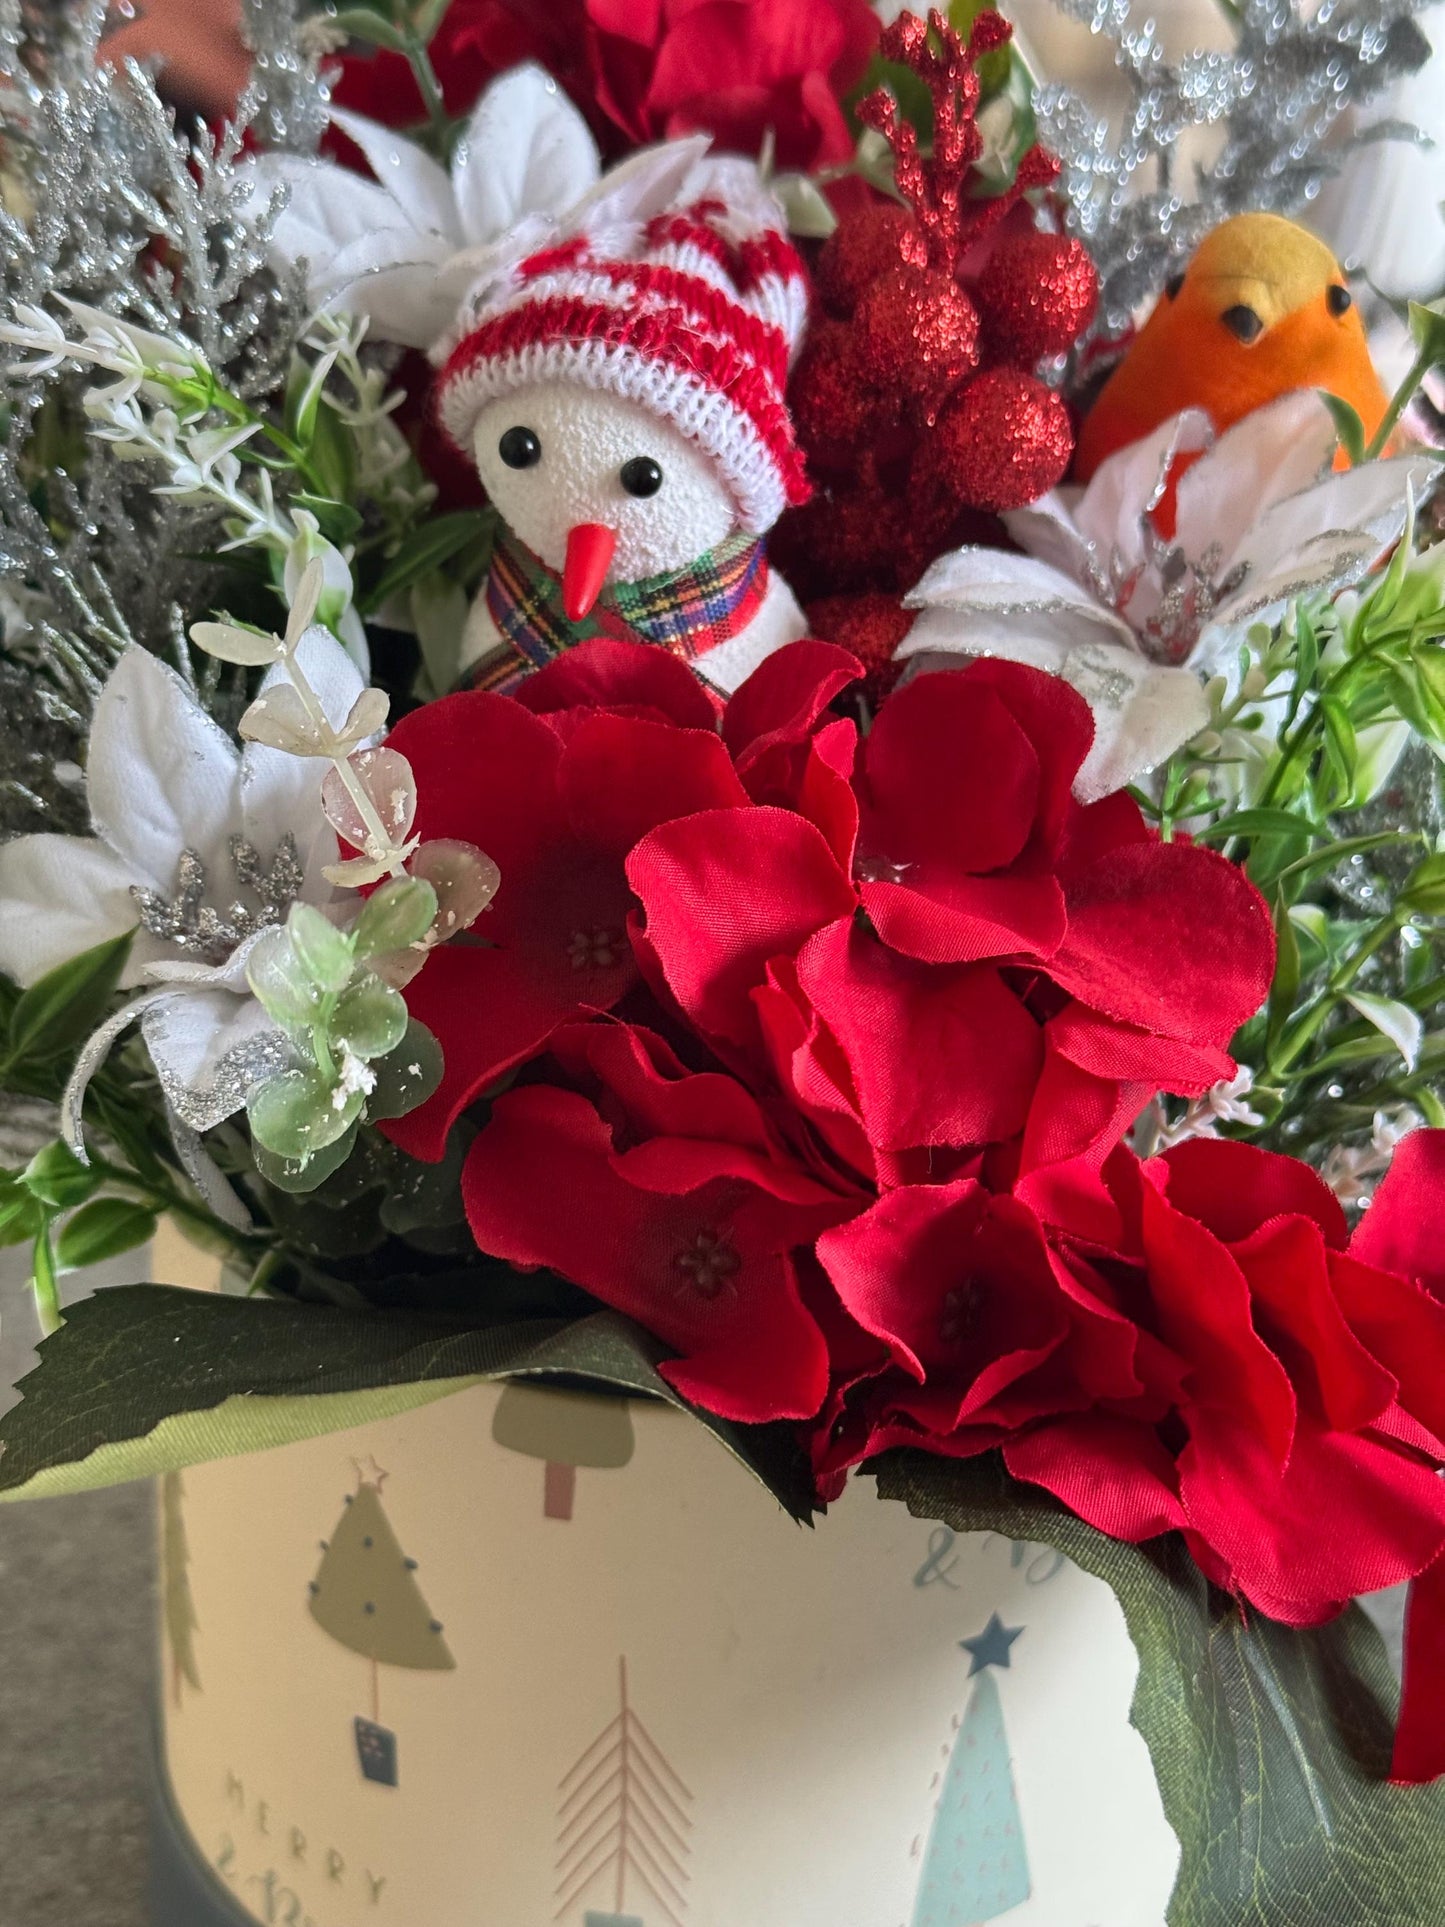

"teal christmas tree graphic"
[912,1614,1030,1926]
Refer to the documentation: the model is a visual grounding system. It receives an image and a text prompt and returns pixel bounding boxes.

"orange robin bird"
[1074,212,1392,515]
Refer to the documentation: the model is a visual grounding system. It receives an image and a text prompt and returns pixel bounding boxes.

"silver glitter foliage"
[0,1,327,833]
[1038,0,1435,333]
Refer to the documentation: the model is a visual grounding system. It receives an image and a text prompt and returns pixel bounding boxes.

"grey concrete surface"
[0,1252,152,1927]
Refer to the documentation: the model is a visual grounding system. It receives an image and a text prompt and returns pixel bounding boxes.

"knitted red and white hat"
[436,160,812,535]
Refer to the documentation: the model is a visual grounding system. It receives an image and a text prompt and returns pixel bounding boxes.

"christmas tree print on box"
[492,1384,634,1521]
[308,1458,455,1788]
[912,1615,1030,1927]
[557,1657,693,1925]
[162,1470,201,1708]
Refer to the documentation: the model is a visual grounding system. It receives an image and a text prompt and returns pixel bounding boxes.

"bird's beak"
[562,522,617,622]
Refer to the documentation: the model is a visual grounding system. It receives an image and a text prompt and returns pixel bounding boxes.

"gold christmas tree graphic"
[161,1471,201,1708]
[555,1657,693,1926]
[308,1459,455,1787]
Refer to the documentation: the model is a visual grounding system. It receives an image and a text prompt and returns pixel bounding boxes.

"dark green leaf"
[23,1141,100,1210]
[1194,808,1323,843]
[7,930,133,1065]
[290,490,363,546]
[326,6,410,51]
[1401,851,1445,916]
[0,1288,816,1519]
[55,1198,157,1270]
[1408,298,1445,366]
[872,1452,1445,1927]
[364,511,493,614]
[1265,888,1301,1057]
[1317,391,1366,467]
[367,1018,442,1120]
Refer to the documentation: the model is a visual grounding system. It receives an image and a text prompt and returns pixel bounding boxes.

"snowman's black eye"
[499,426,541,469]
[1221,304,1264,344]
[620,456,664,498]
[1327,283,1353,317]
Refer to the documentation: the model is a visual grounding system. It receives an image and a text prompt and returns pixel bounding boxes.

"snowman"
[435,162,814,695]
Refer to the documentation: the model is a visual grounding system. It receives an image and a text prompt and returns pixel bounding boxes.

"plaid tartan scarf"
[467,525,769,692]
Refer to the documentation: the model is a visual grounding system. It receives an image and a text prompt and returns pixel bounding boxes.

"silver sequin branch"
[1038,0,1435,335]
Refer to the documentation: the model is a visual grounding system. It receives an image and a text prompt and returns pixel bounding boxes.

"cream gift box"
[155,1371,1181,1927]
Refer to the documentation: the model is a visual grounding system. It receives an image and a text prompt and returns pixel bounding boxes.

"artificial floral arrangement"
[1,1,1445,1917]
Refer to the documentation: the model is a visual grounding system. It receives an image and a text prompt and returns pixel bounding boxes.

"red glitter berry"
[805,592,915,704]
[854,265,981,405]
[978,230,1099,365]
[918,368,1074,513]
[788,318,893,468]
[814,202,927,318]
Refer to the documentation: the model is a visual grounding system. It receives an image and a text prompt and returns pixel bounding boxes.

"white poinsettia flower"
[0,632,365,1130]
[250,62,708,355]
[897,391,1436,802]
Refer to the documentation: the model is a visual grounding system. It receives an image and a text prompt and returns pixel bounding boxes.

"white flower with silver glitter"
[896,392,1435,801]
[0,631,365,1131]
[248,62,707,355]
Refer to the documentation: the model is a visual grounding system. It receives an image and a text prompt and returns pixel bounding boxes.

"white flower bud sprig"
[189,559,499,1188]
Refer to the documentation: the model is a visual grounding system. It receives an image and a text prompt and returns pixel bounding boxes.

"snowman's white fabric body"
[250,63,813,697]
[460,383,808,693]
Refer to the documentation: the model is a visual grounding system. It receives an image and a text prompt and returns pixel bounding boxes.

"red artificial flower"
[331,0,877,171]
[587,0,880,170]
[628,661,1275,1177]
[462,1020,860,1419]
[380,670,744,1161]
[331,2,596,133]
[999,1136,1445,1631]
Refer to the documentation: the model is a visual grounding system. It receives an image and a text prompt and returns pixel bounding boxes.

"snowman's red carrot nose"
[562,522,616,621]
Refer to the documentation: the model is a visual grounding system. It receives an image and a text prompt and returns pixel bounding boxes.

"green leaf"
[328,973,408,1062]
[290,490,363,547]
[1317,391,1366,466]
[872,1452,1445,1927]
[55,1198,157,1270]
[1319,696,1358,805]
[1408,297,1445,367]
[286,903,355,996]
[365,511,492,614]
[1265,888,1301,1057]
[22,1141,100,1210]
[246,924,323,1030]
[248,1067,362,1160]
[0,1185,42,1247]
[1400,851,1445,916]
[1343,991,1423,1071]
[326,6,410,50]
[252,1122,360,1196]
[0,1289,816,1521]
[352,876,437,960]
[367,1018,443,1120]
[1193,808,1323,843]
[7,930,133,1066]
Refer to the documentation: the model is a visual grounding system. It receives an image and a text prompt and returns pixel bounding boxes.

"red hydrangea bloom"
[330,0,878,170]
[998,1136,1445,1628]
[627,662,1275,1178]
[381,665,741,1161]
[463,1021,861,1419]
[587,0,880,170]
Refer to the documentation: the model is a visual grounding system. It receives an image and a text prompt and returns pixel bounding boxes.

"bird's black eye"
[1165,270,1185,301]
[620,456,664,498]
[1327,283,1353,317]
[1221,304,1264,344]
[498,426,541,469]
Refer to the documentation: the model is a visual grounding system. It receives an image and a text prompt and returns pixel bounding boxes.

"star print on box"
[911,1620,1030,1926]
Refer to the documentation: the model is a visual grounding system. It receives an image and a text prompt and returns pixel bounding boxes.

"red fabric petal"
[1051,840,1275,1046]
[1350,1127,1445,1296]
[463,1084,833,1421]
[1157,1136,1349,1249]
[959,657,1096,856]
[627,806,855,1047]
[1005,1416,1189,1540]
[1178,1412,1445,1622]
[510,633,720,732]
[795,918,1042,1153]
[1328,1251,1445,1446]
[722,638,860,761]
[860,871,1069,967]
[1394,1555,1445,1783]
[560,713,749,859]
